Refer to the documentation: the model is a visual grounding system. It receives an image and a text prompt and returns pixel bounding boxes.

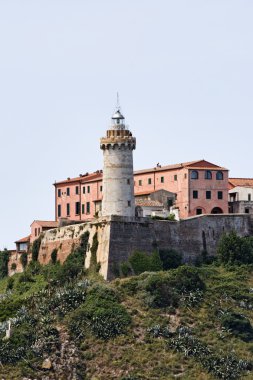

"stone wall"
[8,214,253,280]
[106,214,253,279]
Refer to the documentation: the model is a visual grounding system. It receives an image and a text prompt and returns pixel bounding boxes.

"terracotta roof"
[134,160,227,175]
[15,235,31,244]
[54,172,103,186]
[229,178,253,188]
[54,160,228,186]
[135,190,155,196]
[30,220,58,228]
[135,199,163,207]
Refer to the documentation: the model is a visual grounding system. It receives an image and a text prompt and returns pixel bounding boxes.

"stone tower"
[100,107,136,217]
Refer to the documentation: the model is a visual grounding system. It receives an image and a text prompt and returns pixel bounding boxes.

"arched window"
[191,170,199,180]
[216,171,223,180]
[205,170,212,180]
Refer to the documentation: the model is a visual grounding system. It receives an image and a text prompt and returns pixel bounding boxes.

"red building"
[54,159,228,220]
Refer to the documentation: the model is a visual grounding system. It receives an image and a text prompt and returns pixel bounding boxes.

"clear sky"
[0,0,252,249]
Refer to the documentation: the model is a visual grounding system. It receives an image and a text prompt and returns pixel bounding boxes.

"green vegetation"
[121,249,183,277]
[218,231,253,265]
[0,250,9,279]
[0,231,253,379]
[20,252,28,269]
[31,236,42,262]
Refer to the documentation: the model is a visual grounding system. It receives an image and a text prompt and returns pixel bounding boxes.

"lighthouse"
[100,106,136,217]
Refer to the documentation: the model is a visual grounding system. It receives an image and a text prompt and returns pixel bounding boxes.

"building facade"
[229,179,253,215]
[54,159,229,221]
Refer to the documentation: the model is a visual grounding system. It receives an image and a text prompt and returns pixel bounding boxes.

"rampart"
[7,214,253,280]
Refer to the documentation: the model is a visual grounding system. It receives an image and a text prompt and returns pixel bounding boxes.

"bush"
[32,237,42,262]
[90,232,99,269]
[121,262,132,277]
[51,249,58,264]
[218,232,253,265]
[57,248,85,284]
[20,252,28,269]
[159,249,182,270]
[68,284,130,340]
[6,277,15,291]
[0,250,9,279]
[11,263,17,271]
[80,231,90,252]
[145,266,205,308]
[221,312,253,342]
[129,251,163,275]
[169,266,205,293]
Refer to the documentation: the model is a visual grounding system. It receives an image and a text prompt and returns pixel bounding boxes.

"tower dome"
[111,109,126,130]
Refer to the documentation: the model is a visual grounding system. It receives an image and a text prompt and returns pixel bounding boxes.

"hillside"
[0,243,253,379]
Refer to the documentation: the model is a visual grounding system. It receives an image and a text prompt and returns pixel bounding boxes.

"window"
[127,179,130,185]
[100,186,103,192]
[161,176,164,183]
[206,191,211,199]
[218,191,223,200]
[184,173,187,179]
[174,175,177,181]
[128,201,131,207]
[75,202,80,215]
[139,180,142,186]
[35,228,37,237]
[86,202,90,214]
[87,186,90,193]
[67,203,70,216]
[248,194,252,201]
[191,170,198,180]
[245,208,250,214]
[82,204,85,214]
[148,178,152,185]
[58,204,61,218]
[196,208,202,215]
[205,170,212,180]
[58,189,61,197]
[75,186,79,195]
[67,187,70,196]
[83,186,85,194]
[216,171,223,180]
[193,190,198,199]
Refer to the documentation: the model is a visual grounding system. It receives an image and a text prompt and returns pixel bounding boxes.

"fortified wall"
[33,214,253,280]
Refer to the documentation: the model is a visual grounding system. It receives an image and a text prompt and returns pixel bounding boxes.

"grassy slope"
[0,265,253,380]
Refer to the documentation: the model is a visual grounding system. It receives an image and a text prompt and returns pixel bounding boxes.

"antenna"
[116,92,120,110]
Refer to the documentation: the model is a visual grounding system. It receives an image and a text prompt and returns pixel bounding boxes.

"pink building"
[54,159,229,220]
[30,220,59,243]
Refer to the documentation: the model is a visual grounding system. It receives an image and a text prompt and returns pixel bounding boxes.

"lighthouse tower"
[100,107,136,217]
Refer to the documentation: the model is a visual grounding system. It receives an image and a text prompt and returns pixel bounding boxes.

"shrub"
[217,232,253,265]
[6,277,15,291]
[0,250,9,279]
[58,248,85,284]
[169,266,205,293]
[221,312,253,342]
[80,231,90,252]
[32,236,42,262]
[145,266,205,308]
[129,251,163,275]
[11,263,17,271]
[120,261,132,277]
[68,284,130,340]
[159,249,182,270]
[51,249,58,264]
[69,300,131,340]
[90,232,99,269]
[145,274,180,308]
[20,252,28,268]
